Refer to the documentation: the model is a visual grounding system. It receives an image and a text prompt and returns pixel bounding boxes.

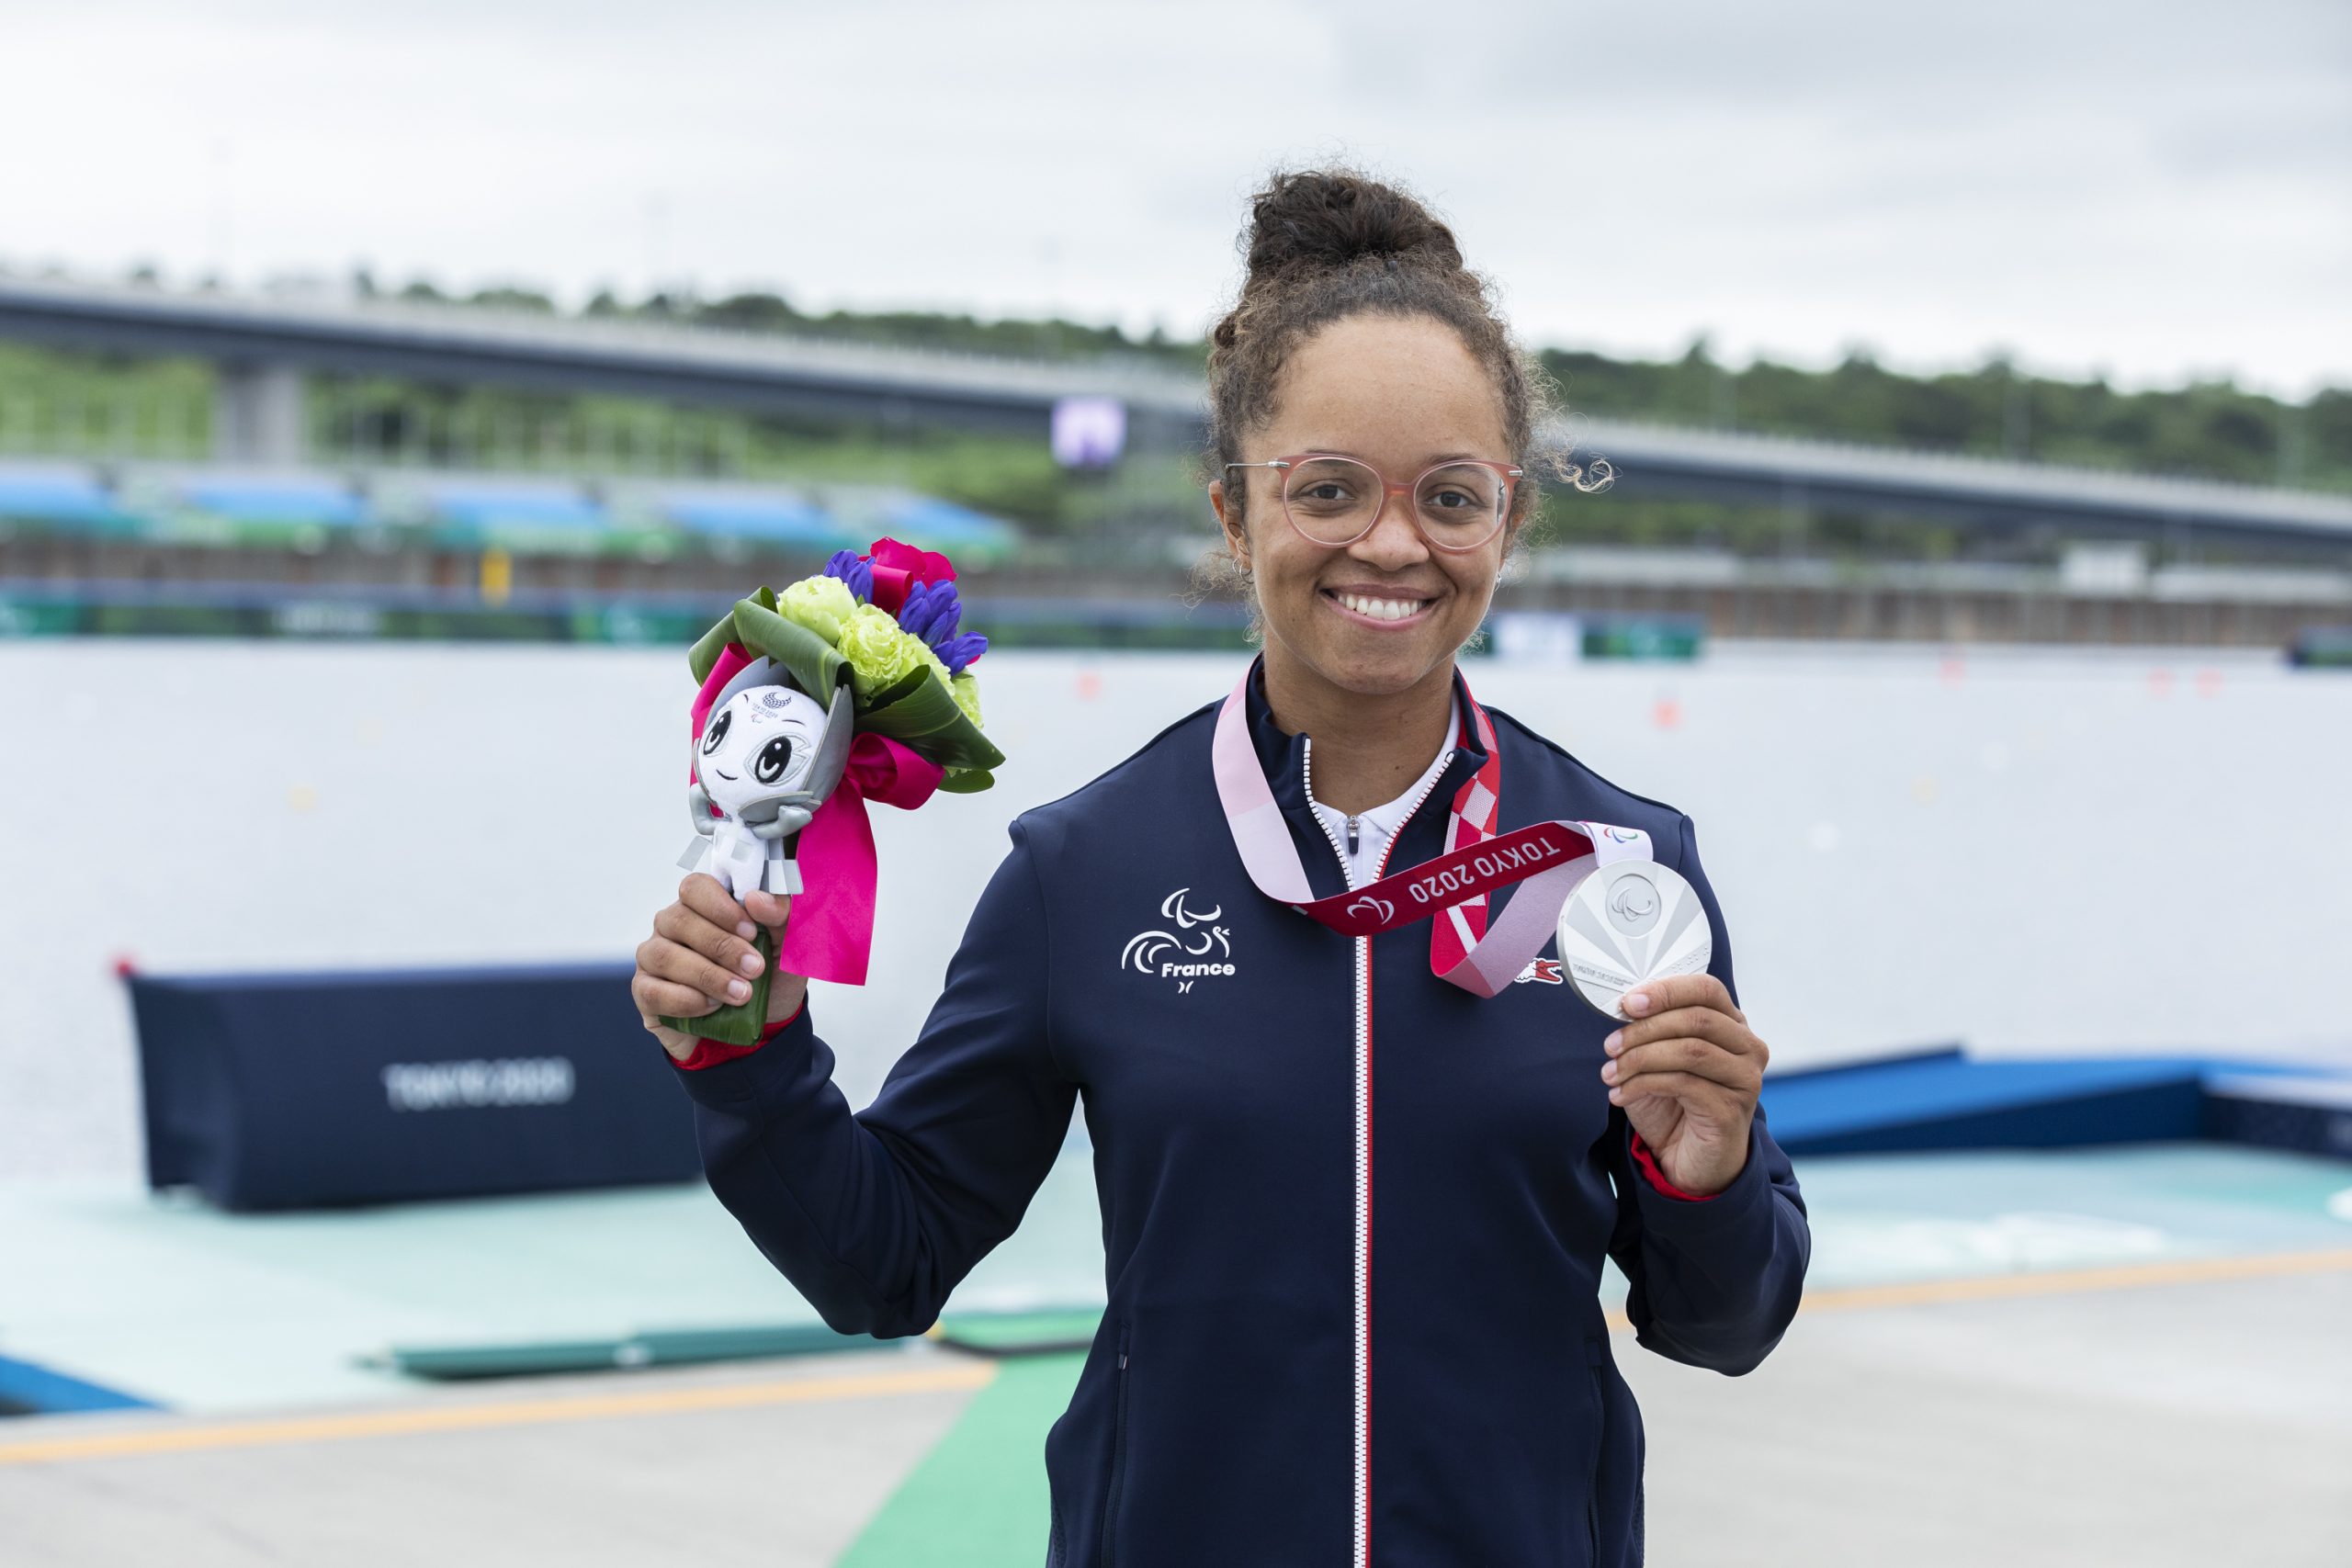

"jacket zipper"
[1302,739,1352,880]
[1301,735,1453,1567]
[1101,1318,1133,1568]
[1300,741,1453,890]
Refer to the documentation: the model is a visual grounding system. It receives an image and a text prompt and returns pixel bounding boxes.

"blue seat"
[420,483,615,552]
[0,465,135,534]
[178,476,366,529]
[660,489,856,550]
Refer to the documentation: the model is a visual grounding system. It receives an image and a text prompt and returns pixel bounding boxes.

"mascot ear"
[805,670,856,805]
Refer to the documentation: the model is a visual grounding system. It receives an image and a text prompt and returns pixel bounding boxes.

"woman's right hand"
[632,873,808,1060]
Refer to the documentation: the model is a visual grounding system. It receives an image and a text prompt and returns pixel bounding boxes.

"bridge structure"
[2,273,2347,554]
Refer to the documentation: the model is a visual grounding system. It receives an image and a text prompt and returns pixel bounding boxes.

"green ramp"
[837,1350,1086,1567]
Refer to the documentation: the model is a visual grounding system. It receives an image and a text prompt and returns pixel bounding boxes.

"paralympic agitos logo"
[1122,888,1235,993]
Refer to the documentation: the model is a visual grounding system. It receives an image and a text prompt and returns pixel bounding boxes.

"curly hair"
[1193,165,1607,610]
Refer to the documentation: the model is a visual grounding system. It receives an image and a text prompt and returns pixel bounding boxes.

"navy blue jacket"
[670,660,1810,1566]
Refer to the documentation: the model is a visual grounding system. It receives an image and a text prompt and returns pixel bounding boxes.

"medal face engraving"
[1604,869,1662,937]
[1555,859,1713,1020]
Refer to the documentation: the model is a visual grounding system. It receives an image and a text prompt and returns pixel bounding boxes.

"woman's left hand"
[1600,974,1770,1197]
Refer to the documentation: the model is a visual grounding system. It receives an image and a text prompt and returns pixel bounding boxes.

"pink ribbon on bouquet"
[777,731,941,986]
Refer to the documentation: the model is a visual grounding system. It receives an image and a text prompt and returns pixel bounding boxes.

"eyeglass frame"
[1220,452,1527,554]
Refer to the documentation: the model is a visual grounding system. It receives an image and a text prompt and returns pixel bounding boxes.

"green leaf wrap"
[658,927,774,1046]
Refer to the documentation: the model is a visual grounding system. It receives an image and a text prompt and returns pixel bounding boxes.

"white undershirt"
[1307,693,1461,890]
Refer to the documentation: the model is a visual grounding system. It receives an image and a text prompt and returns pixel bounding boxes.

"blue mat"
[0,1353,155,1416]
[1762,1044,2349,1158]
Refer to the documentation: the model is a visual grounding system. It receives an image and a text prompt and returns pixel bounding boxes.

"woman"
[631,167,1808,1568]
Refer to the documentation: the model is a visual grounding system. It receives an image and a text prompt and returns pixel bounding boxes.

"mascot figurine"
[679,660,855,900]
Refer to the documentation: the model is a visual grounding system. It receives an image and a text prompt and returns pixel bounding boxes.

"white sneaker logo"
[1121,888,1235,993]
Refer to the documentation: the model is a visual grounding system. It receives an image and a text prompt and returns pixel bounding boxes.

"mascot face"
[697,685,830,817]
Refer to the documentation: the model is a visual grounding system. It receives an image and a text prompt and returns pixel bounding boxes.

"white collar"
[1307,692,1460,886]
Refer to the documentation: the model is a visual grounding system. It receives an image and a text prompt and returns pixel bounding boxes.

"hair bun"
[1244,168,1463,281]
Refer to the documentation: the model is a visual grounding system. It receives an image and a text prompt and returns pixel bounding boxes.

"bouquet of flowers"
[662,537,1005,1042]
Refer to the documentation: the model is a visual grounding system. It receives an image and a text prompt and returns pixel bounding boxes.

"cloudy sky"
[3,0,2346,395]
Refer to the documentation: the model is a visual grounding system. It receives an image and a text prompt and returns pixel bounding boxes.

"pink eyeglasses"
[1222,453,1523,552]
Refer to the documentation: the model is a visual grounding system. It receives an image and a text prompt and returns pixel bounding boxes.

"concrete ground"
[1627,1268,2352,1567]
[0,1347,989,1568]
[5,1262,2348,1567]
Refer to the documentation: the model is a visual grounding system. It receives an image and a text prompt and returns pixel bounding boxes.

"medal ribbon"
[1212,666,1654,998]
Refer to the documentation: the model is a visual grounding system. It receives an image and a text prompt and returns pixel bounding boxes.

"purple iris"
[895,579,958,643]
[895,579,988,676]
[822,549,873,603]
[933,631,988,676]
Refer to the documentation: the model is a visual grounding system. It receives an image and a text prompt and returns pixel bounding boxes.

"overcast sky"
[3,0,2346,396]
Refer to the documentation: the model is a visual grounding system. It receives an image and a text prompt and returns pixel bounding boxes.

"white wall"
[5,640,2346,1179]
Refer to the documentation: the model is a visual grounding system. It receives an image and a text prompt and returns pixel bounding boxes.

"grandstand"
[1,276,2348,650]
[0,458,1016,558]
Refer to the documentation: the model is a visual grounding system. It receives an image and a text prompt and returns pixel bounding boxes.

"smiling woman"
[631,164,1807,1568]
[1198,168,1612,813]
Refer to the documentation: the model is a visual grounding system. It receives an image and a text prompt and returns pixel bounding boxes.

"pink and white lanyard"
[1211,667,1656,998]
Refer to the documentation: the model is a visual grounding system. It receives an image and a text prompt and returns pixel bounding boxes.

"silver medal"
[1555,859,1713,1020]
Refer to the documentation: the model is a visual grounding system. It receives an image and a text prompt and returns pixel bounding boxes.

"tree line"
[371,277,2346,496]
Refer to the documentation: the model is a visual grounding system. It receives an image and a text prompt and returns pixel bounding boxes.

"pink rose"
[865,536,956,615]
[868,536,956,584]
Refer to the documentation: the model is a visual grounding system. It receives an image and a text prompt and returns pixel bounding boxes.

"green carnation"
[775,573,859,646]
[950,671,983,728]
[838,603,932,702]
